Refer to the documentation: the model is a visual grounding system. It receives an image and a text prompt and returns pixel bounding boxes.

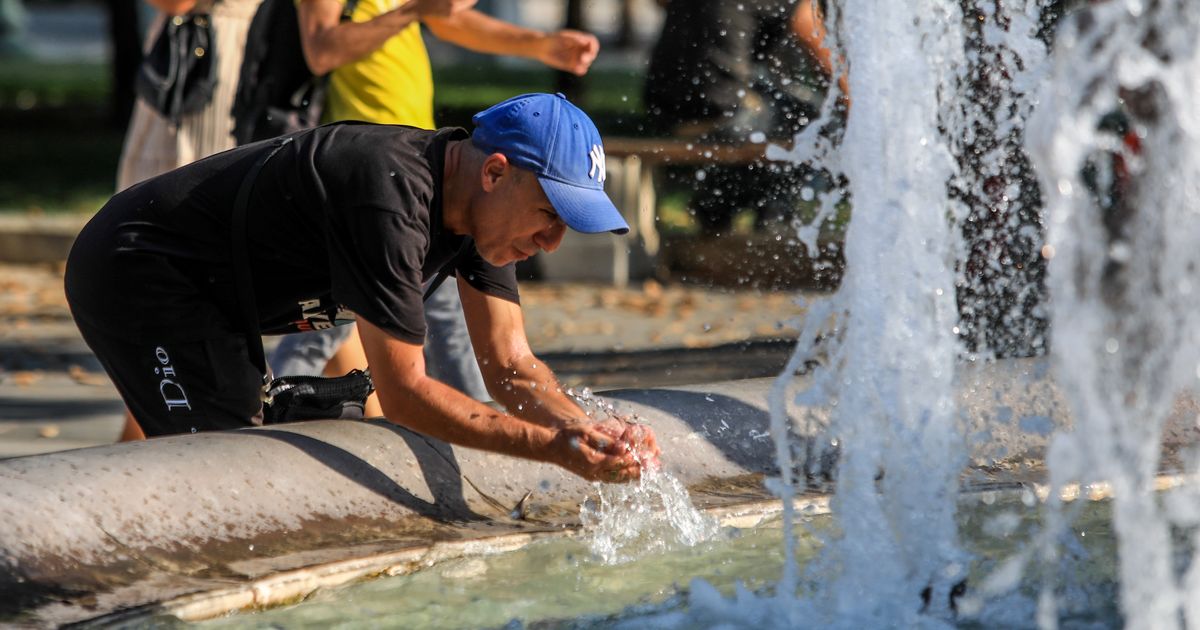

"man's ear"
[481,153,510,193]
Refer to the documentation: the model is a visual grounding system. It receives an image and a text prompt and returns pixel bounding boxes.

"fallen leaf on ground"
[69,365,110,386]
[10,371,41,387]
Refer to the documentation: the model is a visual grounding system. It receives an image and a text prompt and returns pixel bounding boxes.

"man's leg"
[76,320,263,437]
[269,326,354,377]
[422,281,489,402]
[320,325,384,417]
[119,410,146,441]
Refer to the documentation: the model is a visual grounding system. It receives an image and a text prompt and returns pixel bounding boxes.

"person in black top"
[643,0,845,235]
[65,93,659,483]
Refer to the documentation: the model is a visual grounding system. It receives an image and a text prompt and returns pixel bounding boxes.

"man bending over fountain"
[64,92,659,483]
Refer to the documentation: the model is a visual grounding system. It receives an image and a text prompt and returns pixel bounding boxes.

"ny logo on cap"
[588,144,606,184]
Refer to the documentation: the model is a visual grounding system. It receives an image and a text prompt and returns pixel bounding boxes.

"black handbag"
[135,12,218,124]
[230,138,462,424]
[261,369,375,424]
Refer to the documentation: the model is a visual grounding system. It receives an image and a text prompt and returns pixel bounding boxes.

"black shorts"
[73,317,264,437]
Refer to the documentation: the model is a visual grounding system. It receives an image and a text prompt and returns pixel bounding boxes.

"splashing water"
[580,467,719,565]
[700,0,1054,625]
[596,1,1199,626]
[760,0,978,625]
[1027,1,1200,627]
[572,381,716,565]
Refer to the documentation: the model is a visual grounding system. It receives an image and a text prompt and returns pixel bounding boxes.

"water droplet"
[389,171,396,177]
[1105,338,1120,354]
[190,427,197,433]
[1109,241,1132,263]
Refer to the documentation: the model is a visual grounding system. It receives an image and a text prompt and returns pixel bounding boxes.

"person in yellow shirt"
[317,0,440,128]
[270,0,601,415]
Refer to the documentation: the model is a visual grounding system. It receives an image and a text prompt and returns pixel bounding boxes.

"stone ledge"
[0,214,88,263]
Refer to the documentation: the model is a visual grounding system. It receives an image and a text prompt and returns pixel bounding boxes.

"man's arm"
[145,0,204,15]
[423,10,599,76]
[296,0,475,76]
[457,278,660,460]
[793,0,850,103]
[356,314,646,481]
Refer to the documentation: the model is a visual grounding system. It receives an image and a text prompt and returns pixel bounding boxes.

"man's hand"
[537,30,599,76]
[411,0,477,19]
[590,417,661,469]
[549,422,658,483]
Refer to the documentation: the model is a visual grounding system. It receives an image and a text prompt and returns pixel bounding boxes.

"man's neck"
[441,140,470,236]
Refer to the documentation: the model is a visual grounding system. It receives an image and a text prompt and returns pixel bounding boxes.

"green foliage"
[0,60,108,110]
[0,59,650,213]
[0,61,119,212]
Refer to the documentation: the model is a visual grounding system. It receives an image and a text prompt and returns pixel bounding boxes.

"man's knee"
[78,325,262,436]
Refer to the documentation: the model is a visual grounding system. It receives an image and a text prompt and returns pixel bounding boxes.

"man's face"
[472,162,568,267]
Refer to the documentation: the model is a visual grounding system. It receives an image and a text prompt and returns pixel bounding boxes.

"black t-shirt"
[67,123,519,344]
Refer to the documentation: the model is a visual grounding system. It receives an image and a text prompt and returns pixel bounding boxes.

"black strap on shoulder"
[422,238,473,301]
[232,137,293,379]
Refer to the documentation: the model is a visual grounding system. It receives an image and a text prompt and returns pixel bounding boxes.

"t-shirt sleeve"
[455,245,520,305]
[328,205,428,344]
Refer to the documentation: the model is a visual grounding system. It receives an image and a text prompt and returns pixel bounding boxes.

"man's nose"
[534,222,566,254]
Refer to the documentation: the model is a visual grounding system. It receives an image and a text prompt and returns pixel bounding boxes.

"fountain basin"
[2,364,1197,625]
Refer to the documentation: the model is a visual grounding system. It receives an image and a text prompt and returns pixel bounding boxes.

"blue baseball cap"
[471,93,629,235]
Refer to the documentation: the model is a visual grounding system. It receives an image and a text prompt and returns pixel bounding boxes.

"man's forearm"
[382,372,558,462]
[423,9,546,58]
[299,2,420,75]
[146,0,201,16]
[486,354,592,430]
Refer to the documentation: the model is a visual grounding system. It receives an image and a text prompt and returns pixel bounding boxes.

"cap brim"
[538,177,629,235]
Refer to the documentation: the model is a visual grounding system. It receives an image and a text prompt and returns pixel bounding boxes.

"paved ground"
[0,261,813,459]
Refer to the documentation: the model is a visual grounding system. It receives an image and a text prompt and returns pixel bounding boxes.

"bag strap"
[232,137,294,379]
[422,238,472,301]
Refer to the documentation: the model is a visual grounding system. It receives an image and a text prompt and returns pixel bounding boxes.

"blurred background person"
[643,0,842,237]
[116,0,263,190]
